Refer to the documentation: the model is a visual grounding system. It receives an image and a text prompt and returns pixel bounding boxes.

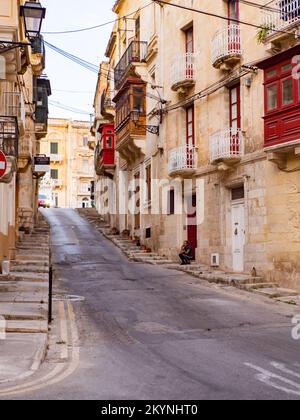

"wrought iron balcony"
[210,128,244,164]
[0,116,19,158]
[114,41,148,89]
[168,145,198,177]
[212,24,242,69]
[170,53,197,93]
[261,0,300,41]
[101,91,115,118]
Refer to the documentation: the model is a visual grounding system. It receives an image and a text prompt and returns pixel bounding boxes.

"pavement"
[0,208,299,400]
[0,216,50,386]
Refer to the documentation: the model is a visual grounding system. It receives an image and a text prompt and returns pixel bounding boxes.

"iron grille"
[0,116,19,157]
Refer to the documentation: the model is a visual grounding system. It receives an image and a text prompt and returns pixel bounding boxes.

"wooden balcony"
[212,24,242,70]
[115,113,146,165]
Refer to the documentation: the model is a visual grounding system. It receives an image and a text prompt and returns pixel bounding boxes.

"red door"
[187,193,197,260]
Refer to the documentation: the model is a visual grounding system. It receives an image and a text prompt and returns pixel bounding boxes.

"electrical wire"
[153,0,296,36]
[49,100,94,116]
[42,2,152,35]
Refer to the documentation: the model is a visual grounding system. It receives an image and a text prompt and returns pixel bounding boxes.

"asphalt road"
[17,209,300,400]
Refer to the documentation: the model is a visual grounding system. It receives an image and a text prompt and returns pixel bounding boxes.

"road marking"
[245,362,300,396]
[58,301,69,359]
[270,362,300,379]
[0,300,80,397]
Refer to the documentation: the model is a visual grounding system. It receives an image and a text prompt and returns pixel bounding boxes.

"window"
[230,84,241,131]
[82,159,89,174]
[168,188,175,215]
[267,84,278,111]
[264,58,300,114]
[83,136,89,147]
[50,143,58,154]
[132,86,145,113]
[228,0,239,21]
[51,169,58,180]
[106,136,113,149]
[186,106,195,147]
[145,164,151,203]
[282,78,293,105]
[231,185,244,201]
[185,27,194,54]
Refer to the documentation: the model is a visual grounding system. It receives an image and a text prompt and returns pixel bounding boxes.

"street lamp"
[20,1,46,41]
[131,110,160,135]
[0,2,46,52]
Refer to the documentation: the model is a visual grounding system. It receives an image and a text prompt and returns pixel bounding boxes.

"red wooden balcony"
[94,124,115,176]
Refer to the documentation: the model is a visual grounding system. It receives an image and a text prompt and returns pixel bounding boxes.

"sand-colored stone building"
[40,118,94,209]
[0,0,50,271]
[92,0,300,289]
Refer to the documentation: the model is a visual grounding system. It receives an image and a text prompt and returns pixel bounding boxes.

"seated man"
[179,241,193,265]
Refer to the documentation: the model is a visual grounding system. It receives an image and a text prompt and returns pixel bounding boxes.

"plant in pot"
[256,24,274,44]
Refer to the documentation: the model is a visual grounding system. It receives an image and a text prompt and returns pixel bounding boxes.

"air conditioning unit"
[211,253,220,267]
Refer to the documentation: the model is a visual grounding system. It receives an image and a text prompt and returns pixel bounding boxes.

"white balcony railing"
[210,128,244,163]
[50,154,63,162]
[170,53,196,89]
[0,91,26,123]
[262,0,300,36]
[169,145,198,174]
[212,24,242,66]
[52,179,63,187]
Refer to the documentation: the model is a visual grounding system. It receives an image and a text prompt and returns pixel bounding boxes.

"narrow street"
[4,208,299,400]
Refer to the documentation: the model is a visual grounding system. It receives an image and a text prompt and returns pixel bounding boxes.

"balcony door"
[229,84,241,155]
[186,105,195,167]
[228,0,240,52]
[185,27,194,79]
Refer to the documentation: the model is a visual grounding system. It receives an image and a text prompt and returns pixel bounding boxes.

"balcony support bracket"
[267,152,288,170]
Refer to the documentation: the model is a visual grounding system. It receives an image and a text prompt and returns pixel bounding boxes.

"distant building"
[39,118,94,209]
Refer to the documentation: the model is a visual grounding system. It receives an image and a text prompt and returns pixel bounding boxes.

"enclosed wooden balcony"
[210,128,244,165]
[168,145,198,177]
[212,24,242,70]
[170,53,196,94]
[94,124,115,176]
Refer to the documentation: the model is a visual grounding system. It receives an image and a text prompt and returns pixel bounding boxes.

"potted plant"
[256,24,274,44]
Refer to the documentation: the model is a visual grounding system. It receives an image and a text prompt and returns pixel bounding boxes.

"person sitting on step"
[179,241,193,265]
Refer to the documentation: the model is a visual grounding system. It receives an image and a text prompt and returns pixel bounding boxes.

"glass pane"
[282,63,292,73]
[187,108,193,122]
[282,78,293,105]
[267,69,277,79]
[188,123,193,137]
[231,103,237,120]
[231,119,238,131]
[267,84,278,110]
[231,88,237,104]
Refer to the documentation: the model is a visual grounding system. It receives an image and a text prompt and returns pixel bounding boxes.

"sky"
[41,0,115,122]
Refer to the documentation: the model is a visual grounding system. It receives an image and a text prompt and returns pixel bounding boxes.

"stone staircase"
[78,209,300,303]
[0,214,50,334]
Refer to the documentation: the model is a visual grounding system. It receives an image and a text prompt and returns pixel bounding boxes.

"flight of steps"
[77,209,300,300]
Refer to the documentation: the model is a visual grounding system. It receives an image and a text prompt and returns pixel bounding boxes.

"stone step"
[0,273,48,282]
[6,320,48,334]
[0,302,48,321]
[255,287,299,298]
[11,260,49,268]
[0,281,48,293]
[9,265,49,274]
[15,255,49,262]
[241,282,279,291]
